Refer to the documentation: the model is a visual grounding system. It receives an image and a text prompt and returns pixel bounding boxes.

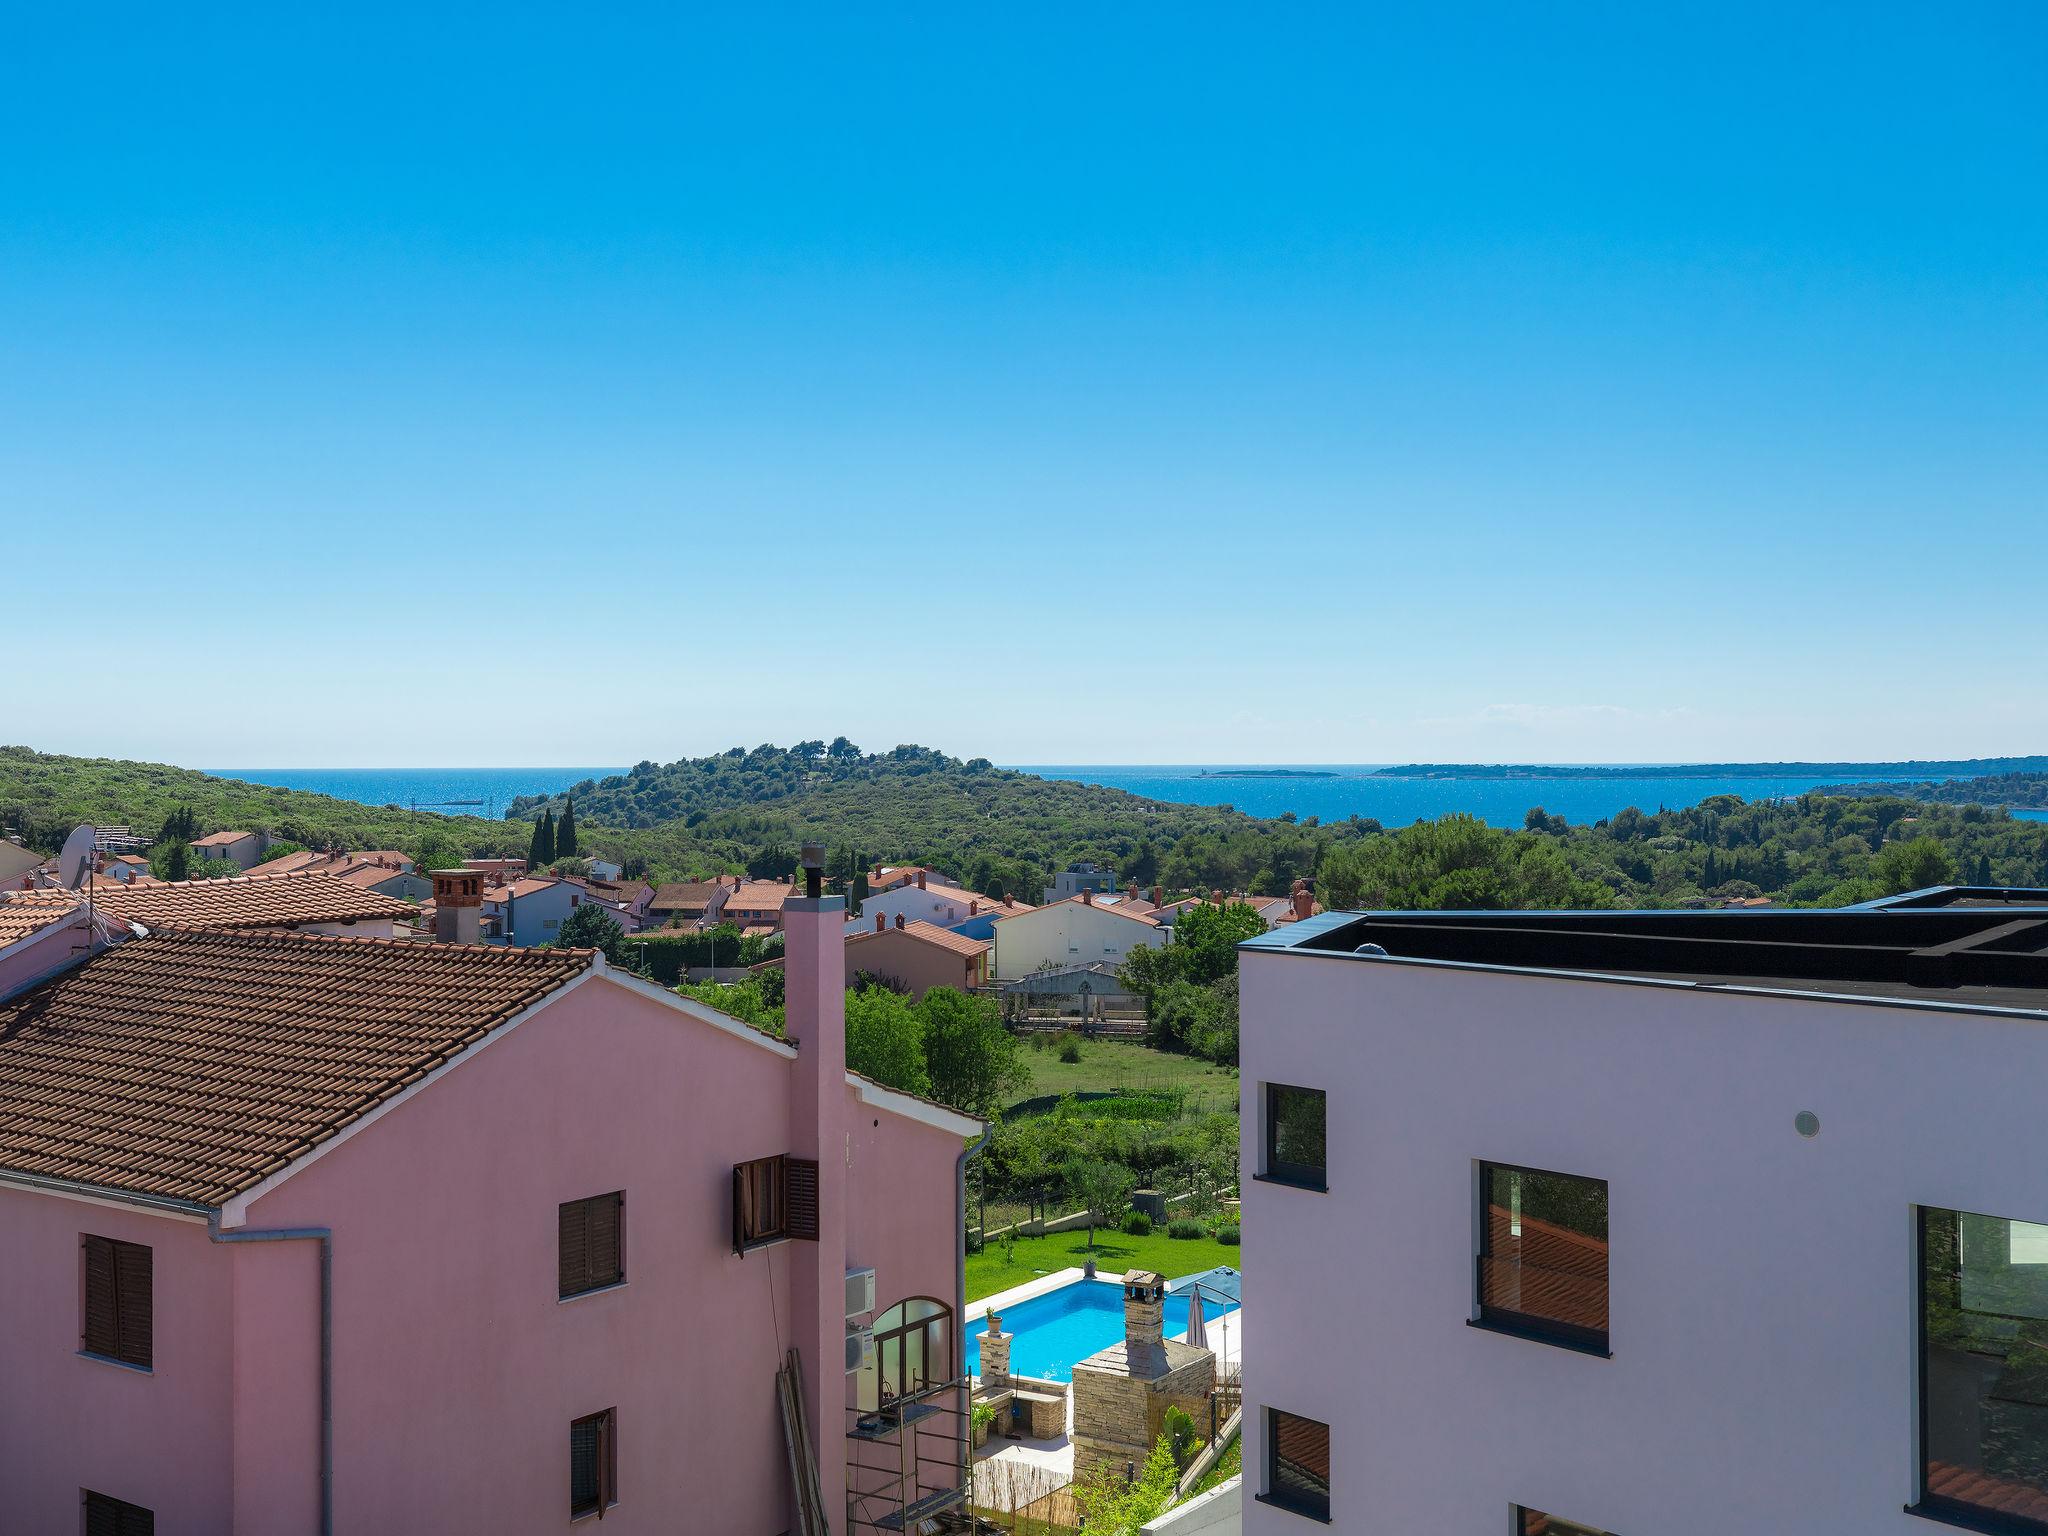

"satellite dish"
[57,825,99,890]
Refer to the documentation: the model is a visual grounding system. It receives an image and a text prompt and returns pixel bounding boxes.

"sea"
[206,764,2048,828]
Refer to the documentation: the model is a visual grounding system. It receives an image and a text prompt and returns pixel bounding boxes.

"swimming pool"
[966,1274,1242,1384]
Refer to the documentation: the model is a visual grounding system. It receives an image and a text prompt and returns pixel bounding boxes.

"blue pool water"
[966,1277,1241,1384]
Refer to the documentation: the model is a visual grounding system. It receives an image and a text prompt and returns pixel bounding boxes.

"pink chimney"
[783,845,847,1525]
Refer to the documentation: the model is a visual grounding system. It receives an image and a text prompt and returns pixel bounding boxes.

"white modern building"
[850,870,1020,935]
[1238,893,2048,1535]
[992,891,1165,980]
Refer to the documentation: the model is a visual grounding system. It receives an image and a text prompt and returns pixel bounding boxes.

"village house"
[189,830,270,870]
[852,870,1020,935]
[481,875,582,947]
[842,916,992,998]
[247,850,430,903]
[0,872,983,1534]
[725,879,797,936]
[991,889,1165,981]
[0,870,416,941]
[1043,861,1118,905]
[645,877,733,930]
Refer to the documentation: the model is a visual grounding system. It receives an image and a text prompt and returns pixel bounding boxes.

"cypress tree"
[557,797,578,858]
[528,810,556,870]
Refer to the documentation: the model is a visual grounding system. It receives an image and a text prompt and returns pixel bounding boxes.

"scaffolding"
[846,1375,982,1533]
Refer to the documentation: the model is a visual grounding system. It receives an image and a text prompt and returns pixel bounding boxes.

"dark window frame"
[80,1234,153,1370]
[82,1488,155,1536]
[1475,1161,1610,1356]
[1909,1204,2048,1536]
[558,1191,626,1300]
[1255,1406,1331,1523]
[733,1154,819,1253]
[1261,1082,1327,1192]
[570,1406,617,1520]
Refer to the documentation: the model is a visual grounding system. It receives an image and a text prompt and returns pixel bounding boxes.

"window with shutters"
[558,1192,625,1299]
[1257,1408,1331,1523]
[80,1235,152,1370]
[82,1489,155,1535]
[569,1407,616,1519]
[732,1154,819,1253]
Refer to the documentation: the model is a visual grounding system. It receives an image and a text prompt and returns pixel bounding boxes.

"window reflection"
[1479,1164,1609,1351]
[1921,1207,2048,1530]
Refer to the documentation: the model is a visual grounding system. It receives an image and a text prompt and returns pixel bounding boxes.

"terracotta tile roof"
[191,831,255,849]
[0,927,593,1207]
[650,881,721,913]
[0,894,86,950]
[482,877,564,902]
[331,863,419,890]
[727,881,795,912]
[849,920,991,959]
[247,850,327,877]
[996,894,1158,927]
[865,866,930,893]
[0,871,415,931]
[1483,1206,1609,1334]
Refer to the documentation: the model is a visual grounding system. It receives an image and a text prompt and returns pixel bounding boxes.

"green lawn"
[1009,1037,1238,1115]
[966,1227,1240,1303]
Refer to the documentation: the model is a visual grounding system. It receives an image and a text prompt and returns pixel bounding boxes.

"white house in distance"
[851,870,1023,935]
[991,890,1163,980]
[189,830,269,869]
[482,876,583,947]
[1236,893,2048,1535]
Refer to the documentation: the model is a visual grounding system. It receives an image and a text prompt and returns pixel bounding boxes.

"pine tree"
[528,810,555,870]
[557,797,578,858]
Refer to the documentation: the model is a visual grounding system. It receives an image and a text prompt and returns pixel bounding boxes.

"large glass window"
[859,1296,952,1412]
[1918,1206,2048,1532]
[1477,1164,1609,1353]
[1259,1407,1331,1522]
[1264,1084,1327,1190]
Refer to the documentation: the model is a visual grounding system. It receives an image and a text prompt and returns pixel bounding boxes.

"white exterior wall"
[850,883,981,933]
[484,883,580,947]
[992,902,1163,980]
[1239,945,2048,1536]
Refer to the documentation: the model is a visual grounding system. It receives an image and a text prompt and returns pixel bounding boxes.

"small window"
[1916,1205,2048,1531]
[559,1193,624,1299]
[733,1155,820,1253]
[81,1235,152,1369]
[569,1407,616,1519]
[1259,1407,1330,1522]
[1477,1163,1609,1353]
[1263,1084,1326,1190]
[1516,1508,1613,1535]
[82,1489,154,1536]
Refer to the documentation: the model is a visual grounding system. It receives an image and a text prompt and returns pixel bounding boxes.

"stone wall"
[1070,1352,1217,1485]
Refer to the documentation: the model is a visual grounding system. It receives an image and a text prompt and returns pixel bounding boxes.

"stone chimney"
[784,848,847,1524]
[980,1309,1011,1389]
[1123,1270,1167,1373]
[430,870,483,945]
[916,870,927,889]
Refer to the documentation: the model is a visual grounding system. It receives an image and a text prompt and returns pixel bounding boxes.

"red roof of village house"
[482,877,565,902]
[850,919,991,959]
[995,894,1158,927]
[727,880,795,912]
[0,928,594,1207]
[0,894,86,950]
[191,830,255,849]
[0,870,416,931]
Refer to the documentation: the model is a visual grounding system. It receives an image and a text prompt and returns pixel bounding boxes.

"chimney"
[875,913,886,933]
[1123,1271,1167,1373]
[1081,888,1093,905]
[1151,885,1162,907]
[894,913,905,929]
[969,900,979,916]
[1292,886,1314,921]
[916,871,927,890]
[784,846,848,1524]
[430,870,483,945]
[1127,882,1139,902]
[872,862,881,879]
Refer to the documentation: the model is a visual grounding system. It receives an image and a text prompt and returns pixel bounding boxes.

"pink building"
[0,889,983,1533]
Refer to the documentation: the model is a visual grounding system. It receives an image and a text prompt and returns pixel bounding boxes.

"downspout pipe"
[208,1214,333,1536]
[955,1122,993,1473]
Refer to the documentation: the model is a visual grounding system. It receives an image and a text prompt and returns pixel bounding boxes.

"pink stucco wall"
[0,1190,234,1536]
[0,908,95,996]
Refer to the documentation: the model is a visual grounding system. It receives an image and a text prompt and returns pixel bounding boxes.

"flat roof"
[1245,906,2048,1018]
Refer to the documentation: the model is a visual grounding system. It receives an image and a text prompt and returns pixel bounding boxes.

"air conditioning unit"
[845,1266,876,1318]
[844,1325,875,1374]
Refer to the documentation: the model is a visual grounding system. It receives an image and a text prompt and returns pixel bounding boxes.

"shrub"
[1168,1217,1205,1240]
[972,1401,998,1434]
[1121,1211,1153,1236]
[1057,1035,1083,1064]
[1161,1405,1200,1471]
[1214,1223,1240,1246]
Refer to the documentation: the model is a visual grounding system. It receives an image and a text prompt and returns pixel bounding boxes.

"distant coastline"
[1196,768,1339,780]
[1373,756,2048,782]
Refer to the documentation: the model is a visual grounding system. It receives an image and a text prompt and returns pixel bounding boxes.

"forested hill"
[1822,771,2048,809]
[507,742,1338,898]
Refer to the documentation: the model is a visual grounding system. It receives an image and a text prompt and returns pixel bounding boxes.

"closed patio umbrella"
[1184,1285,1208,1349]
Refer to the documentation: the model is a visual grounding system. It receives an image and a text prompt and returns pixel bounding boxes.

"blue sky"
[5,4,2044,767]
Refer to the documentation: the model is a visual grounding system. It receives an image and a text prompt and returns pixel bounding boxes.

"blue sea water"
[1015,765,2048,827]
[205,767,625,819]
[964,1278,1240,1384]
[207,763,2048,828]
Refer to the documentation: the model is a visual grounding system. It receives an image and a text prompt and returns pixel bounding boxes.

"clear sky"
[5,5,2044,768]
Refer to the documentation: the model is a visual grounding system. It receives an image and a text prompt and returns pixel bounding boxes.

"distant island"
[1373,757,2048,781]
[1197,768,1339,780]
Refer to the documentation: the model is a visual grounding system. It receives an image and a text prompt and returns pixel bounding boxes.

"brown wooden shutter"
[83,1491,153,1536]
[589,1193,622,1288]
[115,1240,153,1369]
[597,1407,615,1516]
[784,1158,820,1242]
[731,1165,747,1254]
[559,1199,589,1296]
[82,1236,119,1357]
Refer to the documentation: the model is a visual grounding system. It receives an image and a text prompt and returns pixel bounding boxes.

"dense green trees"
[1318,814,1619,910]
[918,987,1024,1117]
[556,797,578,857]
[527,809,556,869]
[846,988,932,1097]
[551,903,626,963]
